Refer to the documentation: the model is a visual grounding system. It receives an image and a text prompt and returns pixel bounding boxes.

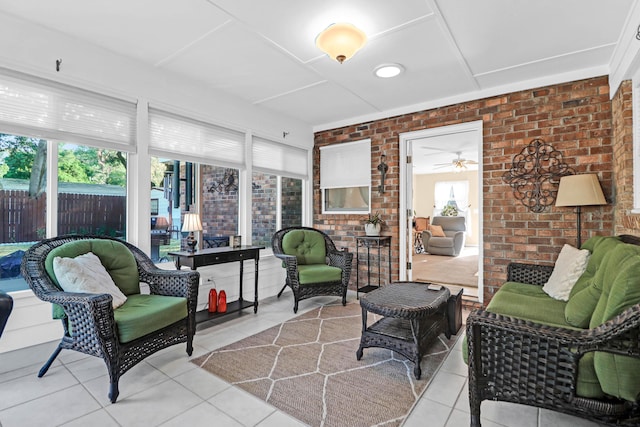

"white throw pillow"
[53,252,127,309]
[542,244,590,301]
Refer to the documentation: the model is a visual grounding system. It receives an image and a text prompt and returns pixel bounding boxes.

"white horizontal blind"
[0,68,137,151]
[148,107,245,167]
[320,139,370,188]
[252,136,308,179]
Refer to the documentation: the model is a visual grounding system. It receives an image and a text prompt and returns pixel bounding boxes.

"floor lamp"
[555,174,606,248]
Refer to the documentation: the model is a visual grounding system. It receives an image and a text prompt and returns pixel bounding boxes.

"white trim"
[399,120,484,303]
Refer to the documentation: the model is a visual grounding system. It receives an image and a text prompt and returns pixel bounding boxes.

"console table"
[168,245,265,324]
[355,235,392,296]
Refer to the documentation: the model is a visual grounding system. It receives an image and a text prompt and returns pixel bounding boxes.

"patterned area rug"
[192,301,458,427]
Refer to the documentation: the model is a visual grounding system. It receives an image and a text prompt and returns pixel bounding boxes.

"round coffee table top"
[359,281,450,320]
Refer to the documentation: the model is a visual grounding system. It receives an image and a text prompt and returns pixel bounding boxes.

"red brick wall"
[314,76,616,304]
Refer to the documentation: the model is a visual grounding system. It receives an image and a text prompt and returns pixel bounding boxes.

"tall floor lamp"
[555,174,606,248]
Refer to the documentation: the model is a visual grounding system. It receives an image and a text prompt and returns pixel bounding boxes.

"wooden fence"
[0,190,125,243]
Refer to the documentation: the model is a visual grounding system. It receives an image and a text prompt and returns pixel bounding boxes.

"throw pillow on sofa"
[53,251,127,309]
[428,224,446,237]
[542,244,590,301]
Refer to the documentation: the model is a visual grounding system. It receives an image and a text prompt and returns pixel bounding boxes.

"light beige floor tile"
[65,353,111,383]
[0,340,59,374]
[539,408,609,427]
[0,360,46,384]
[480,401,538,427]
[173,366,232,400]
[0,365,78,411]
[403,398,452,427]
[105,379,202,426]
[0,383,100,427]
[446,408,505,427]
[59,408,120,426]
[145,343,198,378]
[208,386,276,426]
[83,361,170,406]
[422,370,467,407]
[439,348,467,377]
[256,410,307,427]
[160,401,243,427]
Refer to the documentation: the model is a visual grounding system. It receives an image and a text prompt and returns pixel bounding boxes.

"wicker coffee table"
[356,281,451,379]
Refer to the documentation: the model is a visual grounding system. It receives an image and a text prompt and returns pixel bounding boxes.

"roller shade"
[148,107,245,167]
[252,136,308,179]
[320,139,370,188]
[0,68,137,151]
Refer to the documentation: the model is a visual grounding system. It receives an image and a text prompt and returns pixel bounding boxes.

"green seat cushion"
[282,230,327,265]
[113,294,187,343]
[486,282,572,328]
[45,239,140,319]
[589,244,640,401]
[565,236,623,328]
[298,264,342,285]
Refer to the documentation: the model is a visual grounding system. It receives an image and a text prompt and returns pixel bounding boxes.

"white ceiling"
[0,0,635,173]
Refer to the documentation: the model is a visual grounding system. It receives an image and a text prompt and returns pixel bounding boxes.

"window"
[434,180,469,215]
[320,139,371,213]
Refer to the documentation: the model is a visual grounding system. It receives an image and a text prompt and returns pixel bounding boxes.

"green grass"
[0,243,33,257]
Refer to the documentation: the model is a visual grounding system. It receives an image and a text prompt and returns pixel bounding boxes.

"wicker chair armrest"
[140,268,200,300]
[507,262,554,285]
[274,253,300,287]
[327,250,353,269]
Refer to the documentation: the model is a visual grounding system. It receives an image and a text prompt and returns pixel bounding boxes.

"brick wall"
[314,76,616,304]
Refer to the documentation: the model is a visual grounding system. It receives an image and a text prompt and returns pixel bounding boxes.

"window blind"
[320,139,370,188]
[252,136,308,179]
[0,68,137,151]
[148,107,245,167]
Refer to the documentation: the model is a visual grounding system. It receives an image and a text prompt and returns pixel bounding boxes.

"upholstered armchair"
[272,227,353,313]
[21,235,199,403]
[422,216,466,256]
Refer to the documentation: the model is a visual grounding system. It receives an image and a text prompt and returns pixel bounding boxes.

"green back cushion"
[113,294,187,343]
[282,230,327,265]
[588,244,640,401]
[565,236,622,328]
[45,239,140,319]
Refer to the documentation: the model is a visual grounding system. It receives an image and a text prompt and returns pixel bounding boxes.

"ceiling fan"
[433,152,478,171]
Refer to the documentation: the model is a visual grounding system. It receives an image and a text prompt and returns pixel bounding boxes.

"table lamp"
[181,213,202,253]
[555,174,606,247]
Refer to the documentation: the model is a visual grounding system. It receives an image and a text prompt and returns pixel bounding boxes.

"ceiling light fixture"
[374,63,404,78]
[316,23,367,64]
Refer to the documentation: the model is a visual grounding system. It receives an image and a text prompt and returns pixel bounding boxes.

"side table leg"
[410,319,422,379]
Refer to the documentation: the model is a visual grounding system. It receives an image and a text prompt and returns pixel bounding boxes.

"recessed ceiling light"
[374,64,404,78]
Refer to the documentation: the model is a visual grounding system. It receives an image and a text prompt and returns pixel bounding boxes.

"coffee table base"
[356,310,449,379]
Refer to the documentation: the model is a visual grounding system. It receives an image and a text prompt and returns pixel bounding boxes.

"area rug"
[191,301,458,427]
[413,249,479,288]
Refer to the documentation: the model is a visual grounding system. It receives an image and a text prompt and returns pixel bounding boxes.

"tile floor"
[0,292,608,427]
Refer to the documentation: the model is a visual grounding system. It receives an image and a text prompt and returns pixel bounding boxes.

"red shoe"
[208,289,217,313]
[218,290,227,313]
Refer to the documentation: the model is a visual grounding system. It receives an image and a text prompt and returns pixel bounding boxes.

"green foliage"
[441,205,458,216]
[364,211,384,225]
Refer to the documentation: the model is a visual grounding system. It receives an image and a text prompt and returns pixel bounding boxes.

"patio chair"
[21,235,199,403]
[272,227,353,313]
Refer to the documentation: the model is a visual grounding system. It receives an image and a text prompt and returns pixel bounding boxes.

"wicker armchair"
[272,227,353,313]
[467,260,640,426]
[21,235,199,403]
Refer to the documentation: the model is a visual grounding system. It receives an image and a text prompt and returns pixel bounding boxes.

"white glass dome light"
[374,63,404,78]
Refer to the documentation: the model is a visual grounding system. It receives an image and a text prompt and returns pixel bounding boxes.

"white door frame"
[399,120,484,303]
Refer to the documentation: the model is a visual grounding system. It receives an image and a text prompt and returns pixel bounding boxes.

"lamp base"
[186,233,198,253]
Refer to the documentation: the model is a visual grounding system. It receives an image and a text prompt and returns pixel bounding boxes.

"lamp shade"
[555,174,606,207]
[154,216,169,230]
[316,23,367,64]
[181,213,202,232]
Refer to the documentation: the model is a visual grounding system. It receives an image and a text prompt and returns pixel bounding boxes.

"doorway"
[399,121,483,303]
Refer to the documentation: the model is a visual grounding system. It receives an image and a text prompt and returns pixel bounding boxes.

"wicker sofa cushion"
[282,229,327,265]
[588,243,640,401]
[46,239,140,295]
[113,294,187,343]
[565,236,624,328]
[298,264,342,285]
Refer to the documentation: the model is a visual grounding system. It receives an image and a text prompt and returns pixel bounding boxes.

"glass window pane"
[323,186,370,213]
[282,177,302,229]
[0,134,47,293]
[252,172,277,247]
[57,142,127,237]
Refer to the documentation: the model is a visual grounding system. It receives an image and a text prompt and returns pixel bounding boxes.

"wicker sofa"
[466,235,640,426]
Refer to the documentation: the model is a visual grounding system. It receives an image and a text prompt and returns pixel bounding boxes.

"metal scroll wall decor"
[502,139,574,213]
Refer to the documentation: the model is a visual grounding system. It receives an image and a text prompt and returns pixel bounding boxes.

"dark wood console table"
[168,245,265,324]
